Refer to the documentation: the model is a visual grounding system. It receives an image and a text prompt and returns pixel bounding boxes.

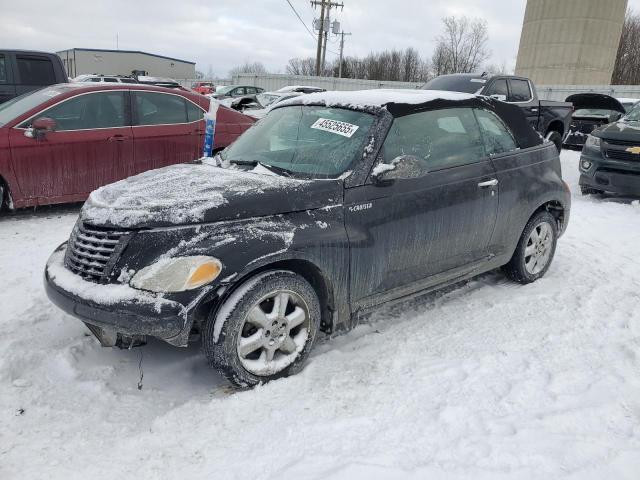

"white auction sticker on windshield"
[310,118,359,138]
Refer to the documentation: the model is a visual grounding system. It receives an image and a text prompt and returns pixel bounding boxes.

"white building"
[56,48,196,80]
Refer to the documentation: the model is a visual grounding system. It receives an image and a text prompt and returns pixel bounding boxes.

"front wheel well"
[546,120,565,137]
[0,176,11,210]
[532,200,565,233]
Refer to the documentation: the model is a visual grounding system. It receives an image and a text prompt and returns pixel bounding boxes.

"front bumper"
[45,245,194,346]
[579,146,640,195]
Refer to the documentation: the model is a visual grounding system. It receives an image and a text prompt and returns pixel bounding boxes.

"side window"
[486,79,508,99]
[508,79,532,102]
[382,107,485,175]
[134,92,188,126]
[103,78,118,83]
[246,87,257,94]
[234,87,246,96]
[475,109,518,155]
[16,55,56,85]
[186,101,205,122]
[0,55,7,84]
[28,92,126,130]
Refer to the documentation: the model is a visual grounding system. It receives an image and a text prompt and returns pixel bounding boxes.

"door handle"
[478,179,499,188]
[108,135,128,142]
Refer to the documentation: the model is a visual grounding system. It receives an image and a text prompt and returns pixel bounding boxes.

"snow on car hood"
[81,162,343,229]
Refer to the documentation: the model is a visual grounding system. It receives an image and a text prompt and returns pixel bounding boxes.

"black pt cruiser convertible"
[45,89,571,387]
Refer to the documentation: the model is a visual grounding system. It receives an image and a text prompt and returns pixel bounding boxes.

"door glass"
[234,87,246,96]
[246,87,257,94]
[134,92,188,125]
[508,80,532,102]
[16,56,56,85]
[0,55,7,84]
[381,108,485,174]
[186,101,205,122]
[103,78,118,83]
[486,79,508,98]
[29,92,126,130]
[475,109,518,155]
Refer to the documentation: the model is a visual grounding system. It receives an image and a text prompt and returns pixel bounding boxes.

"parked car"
[0,83,255,210]
[135,76,186,90]
[192,82,215,95]
[73,74,138,84]
[276,85,326,94]
[0,50,68,104]
[44,89,570,388]
[579,101,640,196]
[563,93,626,149]
[230,91,304,119]
[210,85,264,100]
[424,73,572,151]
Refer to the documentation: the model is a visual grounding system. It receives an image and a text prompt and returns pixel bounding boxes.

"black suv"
[45,90,571,387]
[579,102,640,196]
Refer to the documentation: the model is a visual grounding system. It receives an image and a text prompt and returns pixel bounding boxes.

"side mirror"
[490,94,507,102]
[26,117,57,140]
[371,155,425,184]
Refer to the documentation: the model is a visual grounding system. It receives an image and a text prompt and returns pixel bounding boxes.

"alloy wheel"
[524,221,554,275]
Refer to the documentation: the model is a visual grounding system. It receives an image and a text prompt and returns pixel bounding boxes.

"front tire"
[202,270,321,388]
[503,211,558,284]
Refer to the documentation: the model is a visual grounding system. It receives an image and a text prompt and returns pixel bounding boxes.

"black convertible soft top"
[280,89,543,151]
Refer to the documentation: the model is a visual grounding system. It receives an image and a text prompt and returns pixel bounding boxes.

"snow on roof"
[278,89,476,110]
[276,85,324,93]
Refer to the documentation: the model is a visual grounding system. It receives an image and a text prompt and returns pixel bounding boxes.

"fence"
[178,73,640,102]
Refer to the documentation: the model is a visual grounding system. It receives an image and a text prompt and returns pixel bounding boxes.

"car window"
[486,79,508,98]
[508,79,532,102]
[0,55,7,84]
[186,100,205,122]
[381,107,485,175]
[26,91,127,130]
[103,78,118,83]
[16,55,56,85]
[246,87,257,94]
[234,87,246,96]
[134,91,187,125]
[120,78,137,84]
[474,108,518,155]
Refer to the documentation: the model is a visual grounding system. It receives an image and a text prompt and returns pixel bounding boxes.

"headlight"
[130,256,222,293]
[585,135,601,149]
[581,160,592,170]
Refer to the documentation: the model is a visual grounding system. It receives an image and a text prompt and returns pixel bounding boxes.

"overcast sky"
[2,0,639,78]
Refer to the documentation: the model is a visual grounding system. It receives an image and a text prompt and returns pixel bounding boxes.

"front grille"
[605,138,640,147]
[64,222,130,282]
[605,149,640,162]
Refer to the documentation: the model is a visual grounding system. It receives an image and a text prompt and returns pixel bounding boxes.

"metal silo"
[515,0,628,85]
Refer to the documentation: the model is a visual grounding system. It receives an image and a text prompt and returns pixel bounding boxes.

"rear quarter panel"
[489,142,569,261]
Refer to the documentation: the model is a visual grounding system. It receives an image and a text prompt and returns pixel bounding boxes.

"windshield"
[256,93,280,107]
[574,109,618,117]
[0,87,67,127]
[221,105,375,178]
[215,86,234,95]
[623,103,640,122]
[423,76,485,94]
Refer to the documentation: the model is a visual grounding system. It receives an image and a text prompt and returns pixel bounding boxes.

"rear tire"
[547,131,563,153]
[580,185,603,195]
[202,270,321,388]
[503,211,558,284]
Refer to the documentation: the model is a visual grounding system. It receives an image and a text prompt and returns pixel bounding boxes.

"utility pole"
[311,0,344,76]
[338,31,351,78]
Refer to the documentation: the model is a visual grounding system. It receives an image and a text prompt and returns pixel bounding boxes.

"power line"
[285,0,317,41]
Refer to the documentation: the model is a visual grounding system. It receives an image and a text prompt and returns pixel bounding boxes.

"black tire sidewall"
[202,270,321,388]
[507,211,558,284]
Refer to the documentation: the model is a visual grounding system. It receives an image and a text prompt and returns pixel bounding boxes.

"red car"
[191,82,215,95]
[0,83,254,209]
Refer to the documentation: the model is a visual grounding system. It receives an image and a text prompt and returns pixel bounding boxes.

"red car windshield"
[0,85,82,127]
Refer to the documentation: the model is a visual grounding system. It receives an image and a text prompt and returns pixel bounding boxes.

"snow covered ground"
[1,150,639,479]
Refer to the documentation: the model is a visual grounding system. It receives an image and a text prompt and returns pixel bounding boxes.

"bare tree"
[432,16,491,75]
[484,60,512,75]
[286,57,317,76]
[612,9,640,85]
[228,62,268,78]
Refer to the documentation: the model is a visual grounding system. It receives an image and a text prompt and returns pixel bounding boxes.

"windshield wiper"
[229,160,294,177]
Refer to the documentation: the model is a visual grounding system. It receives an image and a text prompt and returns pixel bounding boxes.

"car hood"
[566,93,626,114]
[80,162,343,229]
[595,120,640,141]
